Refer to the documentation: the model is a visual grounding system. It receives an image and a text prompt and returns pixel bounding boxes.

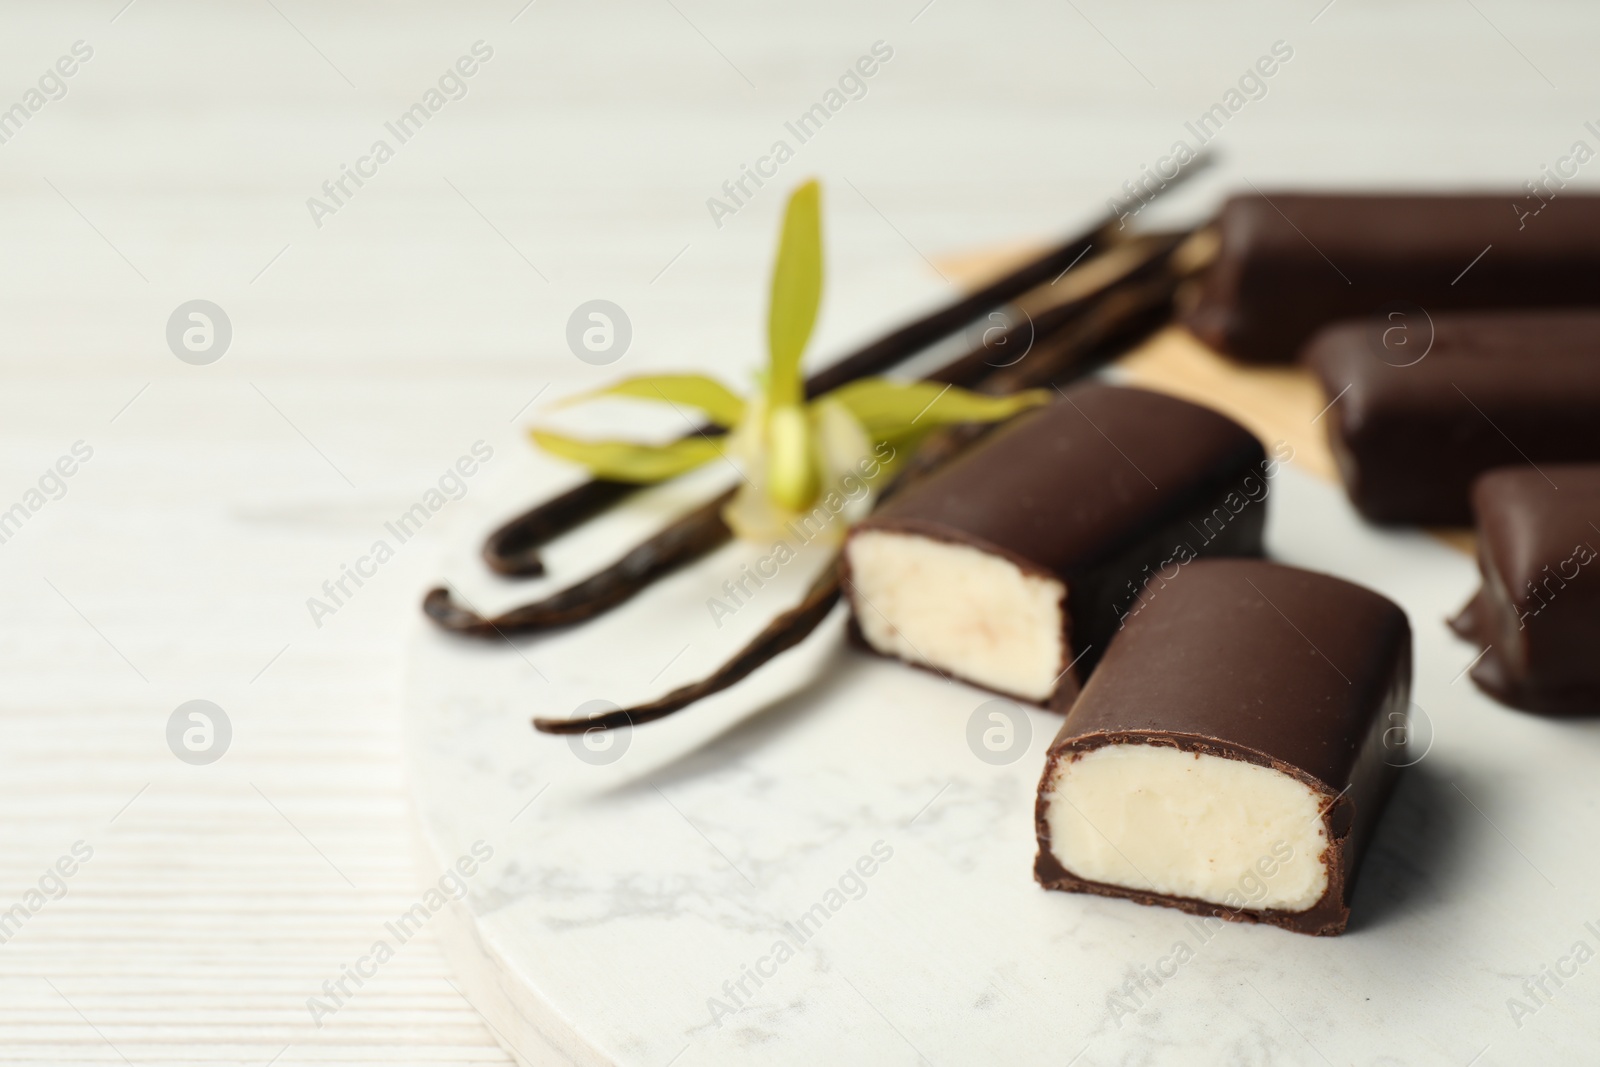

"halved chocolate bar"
[1186,192,1600,363]
[841,384,1273,708]
[1034,559,1411,936]
[1451,465,1600,716]
[1304,311,1600,525]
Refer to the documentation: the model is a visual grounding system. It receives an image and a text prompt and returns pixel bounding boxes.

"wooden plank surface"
[0,0,1584,1062]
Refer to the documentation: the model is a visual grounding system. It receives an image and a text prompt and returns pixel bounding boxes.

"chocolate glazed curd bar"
[1451,466,1600,716]
[1035,560,1411,936]
[1303,311,1600,525]
[1186,193,1600,363]
[841,384,1275,709]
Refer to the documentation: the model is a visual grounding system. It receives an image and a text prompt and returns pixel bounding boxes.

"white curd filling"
[1042,743,1330,911]
[845,530,1067,702]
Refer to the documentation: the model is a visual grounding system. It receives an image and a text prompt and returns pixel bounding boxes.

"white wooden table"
[1,1,1597,1063]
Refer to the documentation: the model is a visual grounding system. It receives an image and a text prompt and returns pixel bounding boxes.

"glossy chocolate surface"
[1034,559,1412,935]
[1451,465,1600,715]
[1304,312,1600,525]
[844,384,1271,707]
[1187,193,1600,363]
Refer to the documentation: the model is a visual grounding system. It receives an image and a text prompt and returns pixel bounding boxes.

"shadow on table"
[1348,762,1464,933]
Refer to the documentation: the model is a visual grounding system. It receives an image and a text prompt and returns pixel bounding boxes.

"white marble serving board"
[404,430,1600,1066]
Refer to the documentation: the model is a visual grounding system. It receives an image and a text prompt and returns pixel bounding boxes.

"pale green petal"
[765,404,816,511]
[558,374,747,428]
[530,430,724,483]
[808,399,878,534]
[827,379,1051,437]
[767,180,823,408]
[810,397,874,481]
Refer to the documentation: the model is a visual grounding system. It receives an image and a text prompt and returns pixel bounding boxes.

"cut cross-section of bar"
[846,531,1066,702]
[843,383,1272,708]
[1041,743,1329,912]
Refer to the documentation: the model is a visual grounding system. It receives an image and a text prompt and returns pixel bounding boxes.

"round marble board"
[402,356,1600,1067]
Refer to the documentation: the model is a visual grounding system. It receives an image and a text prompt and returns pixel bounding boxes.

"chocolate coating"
[1034,559,1412,935]
[1187,193,1600,364]
[844,384,1272,707]
[1451,465,1600,715]
[1304,311,1600,525]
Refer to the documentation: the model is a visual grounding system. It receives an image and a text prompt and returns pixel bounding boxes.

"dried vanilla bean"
[481,479,636,578]
[532,558,844,734]
[425,487,737,635]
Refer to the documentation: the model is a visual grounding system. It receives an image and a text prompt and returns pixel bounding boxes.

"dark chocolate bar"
[1034,559,1411,936]
[1186,192,1600,363]
[841,384,1274,708]
[1450,465,1600,716]
[1304,311,1600,525]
